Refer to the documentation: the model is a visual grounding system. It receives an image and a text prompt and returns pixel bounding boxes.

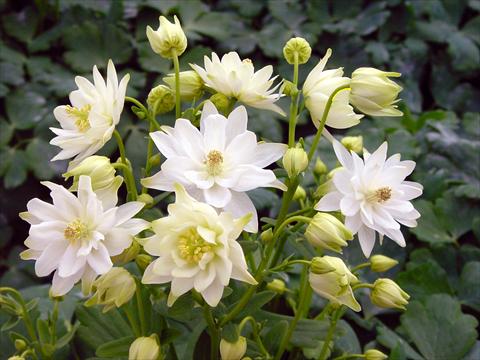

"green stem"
[124,306,141,337]
[113,130,138,201]
[333,354,364,360]
[203,304,219,360]
[269,259,311,273]
[318,308,343,360]
[239,316,270,358]
[172,50,181,118]
[351,263,371,273]
[142,116,156,194]
[352,283,375,291]
[51,298,60,343]
[135,280,146,335]
[314,304,332,321]
[307,85,350,162]
[273,215,311,239]
[288,52,300,147]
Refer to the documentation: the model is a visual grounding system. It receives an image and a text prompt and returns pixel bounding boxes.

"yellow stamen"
[177,227,214,264]
[205,150,224,176]
[64,219,90,243]
[66,104,92,132]
[367,187,392,203]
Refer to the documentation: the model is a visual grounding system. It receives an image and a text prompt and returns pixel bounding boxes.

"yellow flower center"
[205,150,224,176]
[242,58,252,65]
[367,187,392,203]
[177,227,214,264]
[64,219,90,243]
[66,104,92,132]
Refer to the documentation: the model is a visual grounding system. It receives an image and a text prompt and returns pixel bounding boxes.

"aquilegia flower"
[141,101,287,232]
[50,60,129,164]
[315,141,422,257]
[303,48,363,129]
[191,52,285,115]
[142,184,257,307]
[20,176,148,296]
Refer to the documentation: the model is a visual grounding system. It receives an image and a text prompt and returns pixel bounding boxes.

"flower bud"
[314,180,332,198]
[305,213,353,253]
[220,337,247,360]
[147,85,175,115]
[280,80,298,97]
[85,268,136,313]
[209,93,231,115]
[112,241,141,265]
[137,193,154,206]
[8,356,24,360]
[146,15,187,59]
[309,256,361,311]
[136,254,153,272]
[267,279,286,294]
[370,278,410,310]
[341,136,363,153]
[370,255,398,272]
[14,339,27,351]
[350,67,403,117]
[313,157,327,175]
[163,70,204,101]
[282,146,308,178]
[365,349,388,360]
[129,334,161,360]
[293,186,306,201]
[283,37,312,64]
[260,228,273,243]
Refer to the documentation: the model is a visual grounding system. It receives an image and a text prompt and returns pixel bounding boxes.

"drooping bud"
[283,37,312,65]
[282,145,308,178]
[293,186,306,201]
[260,228,273,243]
[341,136,363,153]
[129,334,161,360]
[85,268,136,313]
[309,256,361,311]
[370,278,409,310]
[313,157,327,175]
[163,70,204,101]
[146,15,187,59]
[112,241,141,265]
[370,255,398,272]
[209,93,231,115]
[280,80,298,97]
[136,254,153,272]
[350,67,403,117]
[267,279,286,294]
[364,349,388,360]
[305,213,353,253]
[220,337,247,360]
[147,85,175,115]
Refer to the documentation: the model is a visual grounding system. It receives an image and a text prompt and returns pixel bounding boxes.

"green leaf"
[221,322,239,343]
[2,8,38,44]
[334,320,361,354]
[409,200,455,244]
[263,319,288,354]
[6,88,47,130]
[458,261,480,311]
[95,336,134,357]
[137,42,171,74]
[234,291,276,319]
[25,139,58,180]
[0,62,24,86]
[0,118,14,147]
[3,149,28,188]
[414,20,456,43]
[401,294,478,360]
[26,57,75,97]
[376,325,423,360]
[447,31,480,71]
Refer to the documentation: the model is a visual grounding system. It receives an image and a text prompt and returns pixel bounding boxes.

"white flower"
[303,49,363,129]
[141,101,287,232]
[191,52,285,115]
[20,176,149,296]
[142,184,257,307]
[50,60,129,164]
[315,141,423,257]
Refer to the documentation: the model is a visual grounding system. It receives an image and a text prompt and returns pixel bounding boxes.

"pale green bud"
[283,37,312,64]
[147,85,175,115]
[370,278,410,310]
[14,339,27,351]
[267,279,286,294]
[280,80,298,97]
[293,186,306,201]
[370,255,398,272]
[314,180,332,198]
[209,93,231,115]
[365,349,388,360]
[146,15,187,59]
[136,254,153,272]
[260,228,273,243]
[220,337,247,360]
[313,157,327,175]
[149,153,161,167]
[305,213,353,253]
[112,241,141,265]
[283,146,308,178]
[350,67,403,117]
[310,257,336,275]
[129,334,161,360]
[163,70,204,101]
[85,268,136,313]
[341,136,363,153]
[137,193,154,206]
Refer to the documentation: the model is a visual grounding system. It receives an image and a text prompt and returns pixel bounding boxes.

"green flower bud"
[370,278,410,310]
[311,257,336,275]
[350,67,403,117]
[220,337,247,360]
[293,186,306,201]
[305,213,353,253]
[314,180,332,198]
[137,193,154,206]
[365,349,388,360]
[146,15,187,59]
[147,85,175,115]
[260,228,273,243]
[136,254,153,272]
[149,154,161,168]
[14,339,27,351]
[283,146,308,178]
[163,70,204,101]
[283,37,312,64]
[129,334,161,360]
[112,241,141,265]
[313,157,328,175]
[85,268,136,313]
[370,255,398,272]
[280,80,298,97]
[209,93,231,115]
[267,279,286,294]
[341,136,363,153]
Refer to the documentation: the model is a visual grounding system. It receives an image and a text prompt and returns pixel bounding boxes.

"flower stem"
[203,304,219,360]
[113,130,138,201]
[172,50,181,118]
[318,307,344,360]
[351,262,371,273]
[239,316,271,358]
[124,305,141,337]
[352,283,375,291]
[141,116,157,194]
[273,215,311,239]
[288,52,300,147]
[135,279,146,335]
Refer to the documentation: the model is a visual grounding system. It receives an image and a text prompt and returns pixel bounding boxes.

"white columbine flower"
[303,48,363,129]
[142,184,257,307]
[141,101,287,232]
[20,176,149,296]
[191,52,285,115]
[50,60,129,164]
[315,141,422,257]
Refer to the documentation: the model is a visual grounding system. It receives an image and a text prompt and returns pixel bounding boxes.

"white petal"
[34,242,68,277]
[332,140,354,169]
[357,225,376,258]
[226,105,248,143]
[86,243,112,275]
[201,278,224,307]
[230,166,276,192]
[202,114,227,152]
[142,261,172,284]
[315,192,342,211]
[51,270,83,296]
[340,196,360,216]
[204,185,232,208]
[251,143,287,168]
[222,191,258,233]
[114,201,144,226]
[200,101,219,124]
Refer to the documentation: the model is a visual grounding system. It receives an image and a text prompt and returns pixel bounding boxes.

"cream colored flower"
[191,52,285,115]
[129,335,160,360]
[146,15,187,59]
[370,278,409,310]
[305,213,353,253]
[220,337,247,360]
[142,184,257,307]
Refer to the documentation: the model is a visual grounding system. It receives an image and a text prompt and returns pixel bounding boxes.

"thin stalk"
[352,283,375,291]
[124,306,141,337]
[203,304,219,360]
[273,215,311,239]
[141,117,156,194]
[113,130,138,200]
[135,280,146,335]
[269,259,311,273]
[288,52,300,147]
[318,307,343,360]
[239,316,270,358]
[351,262,371,273]
[172,50,181,118]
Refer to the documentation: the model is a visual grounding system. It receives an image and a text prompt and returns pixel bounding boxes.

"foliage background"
[0,0,479,359]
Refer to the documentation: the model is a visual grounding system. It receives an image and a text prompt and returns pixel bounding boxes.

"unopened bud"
[14,339,27,351]
[136,254,153,272]
[370,278,409,310]
[129,334,161,360]
[209,93,231,115]
[267,279,286,294]
[164,70,203,101]
[281,80,298,97]
[305,213,353,253]
[146,15,187,59]
[137,193,154,206]
[310,257,336,274]
[293,186,306,201]
[370,255,398,272]
[283,146,308,178]
[313,157,327,175]
[365,349,388,360]
[112,241,141,265]
[147,85,175,115]
[341,136,363,153]
[148,154,161,167]
[283,37,312,64]
[260,228,273,243]
[220,337,247,360]
[314,180,332,198]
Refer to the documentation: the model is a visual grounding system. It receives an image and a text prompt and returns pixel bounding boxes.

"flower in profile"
[50,60,129,165]
[141,101,287,232]
[20,176,149,296]
[370,278,410,310]
[309,256,361,311]
[305,212,353,253]
[191,52,285,115]
[220,337,247,360]
[303,49,363,129]
[129,335,161,360]
[364,349,388,360]
[146,15,187,59]
[315,141,423,257]
[142,184,257,307]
